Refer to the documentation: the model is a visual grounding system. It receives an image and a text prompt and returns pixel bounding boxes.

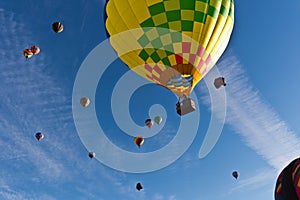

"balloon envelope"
[232,171,238,179]
[80,97,90,107]
[154,116,162,125]
[136,182,143,191]
[105,0,234,97]
[145,118,153,128]
[275,157,300,200]
[23,49,33,59]
[35,132,44,141]
[30,45,40,55]
[52,22,64,33]
[89,152,95,159]
[134,136,144,147]
[214,77,226,89]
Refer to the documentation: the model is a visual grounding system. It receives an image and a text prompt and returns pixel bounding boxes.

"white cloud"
[0,8,75,180]
[201,52,300,171]
[153,193,164,200]
[152,193,176,200]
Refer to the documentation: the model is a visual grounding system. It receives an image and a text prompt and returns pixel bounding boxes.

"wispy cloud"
[0,4,178,200]
[201,52,300,171]
[0,7,131,199]
[0,8,74,180]
[152,193,177,200]
[0,8,91,199]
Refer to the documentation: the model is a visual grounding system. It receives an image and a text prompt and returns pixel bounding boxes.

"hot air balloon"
[23,49,33,59]
[214,77,226,89]
[145,118,153,128]
[30,45,40,55]
[154,116,162,125]
[88,152,95,159]
[80,97,90,107]
[52,22,64,33]
[35,132,44,141]
[232,171,239,179]
[134,136,144,148]
[105,0,234,115]
[275,157,300,200]
[136,182,143,191]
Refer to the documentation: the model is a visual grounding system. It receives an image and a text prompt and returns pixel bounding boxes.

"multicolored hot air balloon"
[145,118,153,128]
[30,45,40,55]
[275,157,300,200]
[105,0,234,114]
[134,136,144,148]
[23,49,33,59]
[52,21,64,33]
[35,132,44,141]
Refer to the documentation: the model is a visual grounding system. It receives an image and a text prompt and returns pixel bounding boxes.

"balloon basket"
[176,97,196,116]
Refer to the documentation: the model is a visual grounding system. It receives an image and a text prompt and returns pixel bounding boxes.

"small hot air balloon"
[30,45,40,55]
[23,49,33,59]
[35,132,44,141]
[136,182,143,191]
[134,136,144,148]
[214,77,226,89]
[154,116,162,125]
[88,152,95,159]
[80,97,90,107]
[145,119,153,128]
[52,21,64,33]
[232,171,239,179]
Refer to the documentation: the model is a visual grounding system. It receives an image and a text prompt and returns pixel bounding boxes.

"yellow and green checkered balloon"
[105,0,234,97]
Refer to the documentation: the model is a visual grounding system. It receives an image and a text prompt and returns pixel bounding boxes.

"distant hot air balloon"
[23,49,33,59]
[214,77,226,89]
[80,97,90,107]
[154,116,162,125]
[88,152,95,159]
[232,171,239,179]
[35,132,44,141]
[145,119,153,128]
[134,136,144,148]
[275,157,300,200]
[105,0,234,115]
[52,22,64,33]
[30,45,40,55]
[136,182,143,191]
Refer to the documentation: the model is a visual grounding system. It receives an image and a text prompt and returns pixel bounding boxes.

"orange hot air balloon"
[134,136,144,148]
[23,49,33,59]
[30,45,40,55]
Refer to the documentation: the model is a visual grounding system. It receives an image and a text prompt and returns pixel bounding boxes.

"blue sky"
[0,0,300,199]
